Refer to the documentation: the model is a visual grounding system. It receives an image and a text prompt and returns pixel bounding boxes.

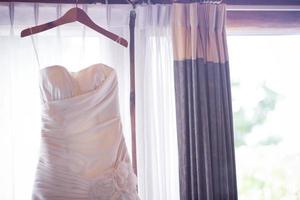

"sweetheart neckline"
[39,63,117,104]
[39,63,113,75]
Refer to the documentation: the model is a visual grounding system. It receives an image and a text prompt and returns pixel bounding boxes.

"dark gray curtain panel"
[172,3,238,200]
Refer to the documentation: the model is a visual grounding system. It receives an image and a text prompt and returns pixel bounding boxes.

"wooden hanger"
[20,5,128,47]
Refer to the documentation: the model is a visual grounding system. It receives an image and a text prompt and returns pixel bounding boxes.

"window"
[228,35,300,199]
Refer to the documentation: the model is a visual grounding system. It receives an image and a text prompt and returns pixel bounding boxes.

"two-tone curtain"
[172,3,238,199]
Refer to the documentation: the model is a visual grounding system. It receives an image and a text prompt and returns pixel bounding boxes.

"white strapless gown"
[32,63,139,200]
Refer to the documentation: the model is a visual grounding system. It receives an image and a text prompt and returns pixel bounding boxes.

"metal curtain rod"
[0,0,224,4]
[1,0,300,4]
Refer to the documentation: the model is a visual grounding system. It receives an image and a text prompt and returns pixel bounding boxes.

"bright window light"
[228,35,300,200]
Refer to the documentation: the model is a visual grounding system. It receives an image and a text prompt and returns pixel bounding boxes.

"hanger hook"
[76,0,78,8]
[126,0,138,10]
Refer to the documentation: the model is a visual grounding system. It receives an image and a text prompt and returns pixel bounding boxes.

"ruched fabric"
[32,63,139,200]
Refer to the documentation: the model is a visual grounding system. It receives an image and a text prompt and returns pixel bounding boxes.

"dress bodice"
[39,63,112,102]
[33,63,139,200]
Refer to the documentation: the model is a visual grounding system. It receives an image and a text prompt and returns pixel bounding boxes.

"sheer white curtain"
[0,3,179,200]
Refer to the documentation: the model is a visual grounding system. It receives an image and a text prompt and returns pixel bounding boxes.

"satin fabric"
[32,63,139,200]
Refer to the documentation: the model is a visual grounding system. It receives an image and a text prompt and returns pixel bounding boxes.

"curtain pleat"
[172,3,238,200]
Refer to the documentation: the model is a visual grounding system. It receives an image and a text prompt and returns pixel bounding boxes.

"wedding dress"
[32,63,139,200]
